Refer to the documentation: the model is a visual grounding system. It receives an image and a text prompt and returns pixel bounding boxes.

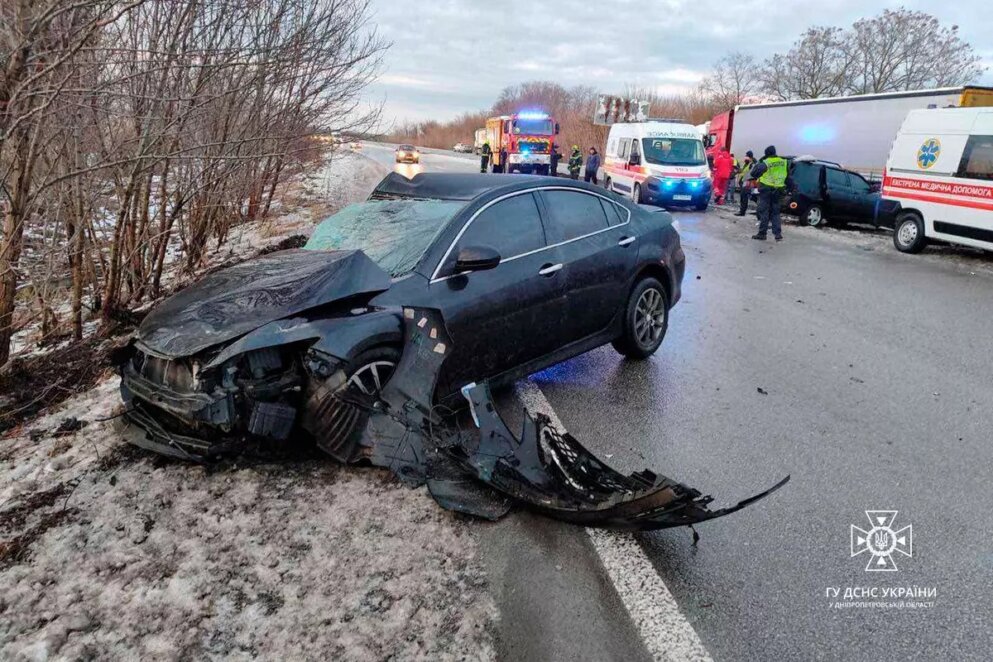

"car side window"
[849,173,871,194]
[957,135,993,181]
[791,163,819,193]
[825,168,850,189]
[630,139,641,162]
[542,191,611,244]
[448,193,545,271]
[619,139,630,159]
[599,198,626,226]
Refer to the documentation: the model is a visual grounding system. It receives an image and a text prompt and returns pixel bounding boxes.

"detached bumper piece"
[358,307,790,531]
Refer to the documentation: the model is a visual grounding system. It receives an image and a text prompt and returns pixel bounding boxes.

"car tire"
[695,201,709,211]
[802,204,827,227]
[307,345,401,463]
[893,212,927,253]
[632,182,643,204]
[612,277,669,359]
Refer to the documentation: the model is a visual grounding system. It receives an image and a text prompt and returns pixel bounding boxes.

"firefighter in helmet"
[568,145,582,180]
[480,142,492,173]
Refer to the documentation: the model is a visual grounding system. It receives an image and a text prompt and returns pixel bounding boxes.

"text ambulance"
[603,120,711,210]
[884,108,993,254]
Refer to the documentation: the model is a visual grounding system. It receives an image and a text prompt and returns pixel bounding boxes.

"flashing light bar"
[517,112,549,120]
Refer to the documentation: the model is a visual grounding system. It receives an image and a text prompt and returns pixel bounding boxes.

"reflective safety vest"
[759,156,787,188]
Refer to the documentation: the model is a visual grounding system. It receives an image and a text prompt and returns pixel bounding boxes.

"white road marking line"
[515,380,713,662]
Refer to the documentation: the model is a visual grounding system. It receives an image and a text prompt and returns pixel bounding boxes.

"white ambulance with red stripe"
[603,120,711,210]
[885,108,993,253]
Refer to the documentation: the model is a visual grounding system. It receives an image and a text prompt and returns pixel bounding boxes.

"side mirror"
[629,153,641,166]
[455,245,501,273]
[554,123,560,134]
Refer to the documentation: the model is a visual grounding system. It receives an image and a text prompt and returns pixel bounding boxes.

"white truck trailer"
[727,86,993,178]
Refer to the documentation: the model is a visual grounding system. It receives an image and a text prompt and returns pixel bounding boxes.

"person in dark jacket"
[584,147,601,185]
[550,143,562,176]
[750,145,788,241]
[480,143,491,173]
[568,145,582,179]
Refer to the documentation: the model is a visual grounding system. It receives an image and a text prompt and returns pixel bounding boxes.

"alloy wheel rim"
[346,360,396,396]
[808,208,822,225]
[635,288,666,347]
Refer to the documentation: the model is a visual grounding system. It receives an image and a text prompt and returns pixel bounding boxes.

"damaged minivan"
[118,173,686,462]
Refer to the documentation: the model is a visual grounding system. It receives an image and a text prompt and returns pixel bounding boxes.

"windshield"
[642,138,706,166]
[513,119,554,135]
[304,199,463,277]
[399,144,415,151]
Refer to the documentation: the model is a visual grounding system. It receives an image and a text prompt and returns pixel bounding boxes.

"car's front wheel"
[306,345,400,463]
[632,182,643,204]
[612,277,669,359]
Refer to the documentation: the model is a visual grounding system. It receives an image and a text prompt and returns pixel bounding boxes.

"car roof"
[369,172,604,202]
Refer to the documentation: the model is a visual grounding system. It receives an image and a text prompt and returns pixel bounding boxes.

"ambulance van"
[884,108,993,253]
[603,120,711,210]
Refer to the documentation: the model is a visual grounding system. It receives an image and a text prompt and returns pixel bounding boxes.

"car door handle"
[618,236,636,247]
[538,263,563,276]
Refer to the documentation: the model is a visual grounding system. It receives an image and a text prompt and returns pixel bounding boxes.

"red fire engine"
[485,112,559,175]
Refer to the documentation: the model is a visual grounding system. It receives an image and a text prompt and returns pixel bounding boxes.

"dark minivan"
[785,157,899,228]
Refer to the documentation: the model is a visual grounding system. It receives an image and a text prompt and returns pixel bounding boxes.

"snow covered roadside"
[0,151,499,661]
[0,379,497,661]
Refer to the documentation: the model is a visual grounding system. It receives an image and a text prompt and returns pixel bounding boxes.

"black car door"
[824,167,856,216]
[430,191,568,391]
[845,172,878,223]
[537,189,637,342]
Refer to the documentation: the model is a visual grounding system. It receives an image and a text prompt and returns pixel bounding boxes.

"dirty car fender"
[204,308,403,370]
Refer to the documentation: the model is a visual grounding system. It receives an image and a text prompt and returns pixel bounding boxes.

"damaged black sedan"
[118,172,789,529]
[119,173,686,462]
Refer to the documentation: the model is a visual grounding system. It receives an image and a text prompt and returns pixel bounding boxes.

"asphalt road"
[357,142,993,661]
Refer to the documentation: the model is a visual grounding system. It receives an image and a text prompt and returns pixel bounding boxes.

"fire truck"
[485,112,559,175]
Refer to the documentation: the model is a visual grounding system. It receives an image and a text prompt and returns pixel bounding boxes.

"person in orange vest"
[712,147,733,205]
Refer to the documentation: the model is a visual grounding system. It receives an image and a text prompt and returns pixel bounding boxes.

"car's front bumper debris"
[356,307,790,531]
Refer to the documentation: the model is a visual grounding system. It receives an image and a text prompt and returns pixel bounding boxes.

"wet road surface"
[358,141,993,661]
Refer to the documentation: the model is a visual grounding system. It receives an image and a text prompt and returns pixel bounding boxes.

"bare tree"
[757,27,849,101]
[842,9,984,94]
[700,52,760,108]
[0,0,386,364]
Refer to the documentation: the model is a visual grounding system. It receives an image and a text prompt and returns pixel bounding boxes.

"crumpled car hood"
[137,249,391,358]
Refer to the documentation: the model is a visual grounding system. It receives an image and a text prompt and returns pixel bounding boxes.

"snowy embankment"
[0,153,498,661]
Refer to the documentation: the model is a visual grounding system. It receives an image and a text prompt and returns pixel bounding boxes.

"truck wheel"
[802,204,827,227]
[893,212,927,253]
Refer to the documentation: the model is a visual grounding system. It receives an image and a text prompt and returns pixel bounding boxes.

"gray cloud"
[366,0,993,124]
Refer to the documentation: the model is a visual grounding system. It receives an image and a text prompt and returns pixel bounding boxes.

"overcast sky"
[363,0,993,125]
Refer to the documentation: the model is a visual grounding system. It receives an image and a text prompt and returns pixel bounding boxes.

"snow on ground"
[0,380,497,661]
[0,151,498,660]
[709,204,993,278]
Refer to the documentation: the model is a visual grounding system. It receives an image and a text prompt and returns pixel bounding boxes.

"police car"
[603,120,712,210]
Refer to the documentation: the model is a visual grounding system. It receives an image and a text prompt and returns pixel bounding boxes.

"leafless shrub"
[0,0,387,364]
